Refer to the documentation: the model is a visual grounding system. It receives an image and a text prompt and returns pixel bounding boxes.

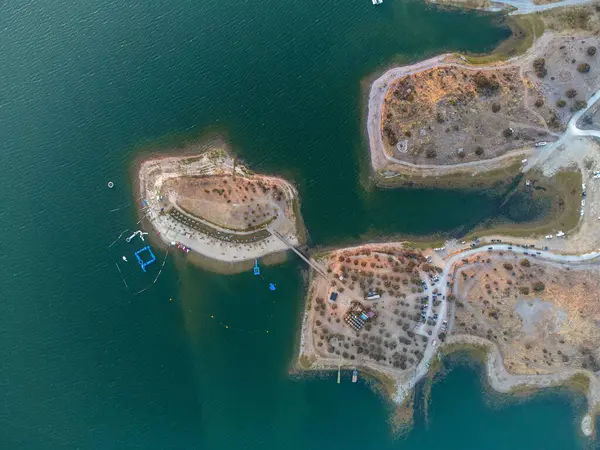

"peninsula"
[368,7,600,184]
[137,147,303,264]
[297,3,600,439]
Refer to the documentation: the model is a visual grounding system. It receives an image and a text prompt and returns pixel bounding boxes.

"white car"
[534,141,547,147]
[432,340,438,347]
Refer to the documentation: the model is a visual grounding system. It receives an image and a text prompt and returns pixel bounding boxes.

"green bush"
[577,63,591,73]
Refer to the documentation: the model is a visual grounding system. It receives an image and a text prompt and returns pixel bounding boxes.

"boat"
[372,0,383,4]
[122,256,128,262]
[352,369,358,383]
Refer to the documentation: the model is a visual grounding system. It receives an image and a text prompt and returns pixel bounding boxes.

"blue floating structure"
[269,283,276,291]
[253,259,260,276]
[134,245,156,273]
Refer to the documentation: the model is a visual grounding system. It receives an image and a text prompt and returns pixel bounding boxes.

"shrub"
[532,281,545,292]
[556,99,567,107]
[473,71,500,94]
[503,128,514,138]
[475,146,484,156]
[533,58,547,78]
[577,63,591,73]
[383,126,398,146]
[519,286,530,295]
[426,148,437,158]
[503,262,513,270]
[534,99,544,107]
[587,46,597,56]
[492,103,501,113]
[573,99,588,111]
[533,57,545,71]
[520,258,530,267]
[565,88,577,98]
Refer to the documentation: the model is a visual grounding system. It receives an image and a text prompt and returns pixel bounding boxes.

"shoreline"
[134,141,305,267]
[294,240,600,438]
[442,335,600,437]
[365,43,548,178]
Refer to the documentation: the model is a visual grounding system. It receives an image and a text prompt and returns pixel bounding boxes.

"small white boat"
[122,256,128,262]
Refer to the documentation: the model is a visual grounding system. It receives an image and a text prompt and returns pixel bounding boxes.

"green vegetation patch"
[464,15,545,65]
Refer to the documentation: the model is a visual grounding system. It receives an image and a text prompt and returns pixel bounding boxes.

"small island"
[137,147,303,264]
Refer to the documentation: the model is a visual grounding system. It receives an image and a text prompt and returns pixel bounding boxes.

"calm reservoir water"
[0,0,597,448]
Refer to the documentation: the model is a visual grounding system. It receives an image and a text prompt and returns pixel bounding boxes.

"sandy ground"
[368,31,600,179]
[297,243,600,436]
[137,149,301,263]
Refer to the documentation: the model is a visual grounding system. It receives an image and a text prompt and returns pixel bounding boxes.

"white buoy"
[108,181,114,188]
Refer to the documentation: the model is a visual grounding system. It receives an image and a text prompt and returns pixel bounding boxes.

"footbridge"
[267,229,329,278]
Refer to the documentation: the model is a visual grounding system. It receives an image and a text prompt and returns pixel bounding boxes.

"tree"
[577,63,591,73]
[492,103,501,113]
[426,148,437,158]
[573,99,588,111]
[503,128,514,138]
[520,258,530,267]
[473,71,499,94]
[588,46,597,56]
[503,262,513,270]
[565,88,577,98]
[475,146,484,156]
[534,99,544,107]
[533,58,547,78]
[556,99,567,108]
[532,281,545,292]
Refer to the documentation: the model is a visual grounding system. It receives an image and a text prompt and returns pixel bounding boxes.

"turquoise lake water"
[0,0,598,448]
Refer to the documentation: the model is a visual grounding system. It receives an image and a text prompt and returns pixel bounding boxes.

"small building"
[366,290,380,301]
[329,291,338,303]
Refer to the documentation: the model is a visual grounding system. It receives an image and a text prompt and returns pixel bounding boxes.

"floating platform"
[135,246,156,272]
[352,369,358,383]
[253,259,260,276]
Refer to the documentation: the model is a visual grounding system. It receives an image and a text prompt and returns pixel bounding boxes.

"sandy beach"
[137,147,302,264]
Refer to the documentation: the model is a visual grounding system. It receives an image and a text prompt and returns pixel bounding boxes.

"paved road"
[499,0,595,15]
[409,244,600,391]
[526,87,600,170]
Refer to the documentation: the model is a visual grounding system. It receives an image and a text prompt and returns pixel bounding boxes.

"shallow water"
[0,0,597,448]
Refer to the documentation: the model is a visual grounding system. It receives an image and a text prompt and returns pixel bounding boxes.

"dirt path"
[366,36,555,175]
